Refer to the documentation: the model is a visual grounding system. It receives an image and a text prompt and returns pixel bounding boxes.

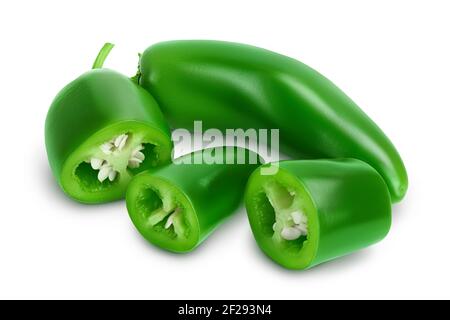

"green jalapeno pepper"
[245,159,391,270]
[136,40,408,203]
[126,147,260,252]
[45,43,172,203]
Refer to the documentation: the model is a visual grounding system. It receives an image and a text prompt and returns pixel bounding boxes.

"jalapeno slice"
[126,147,260,252]
[245,159,392,269]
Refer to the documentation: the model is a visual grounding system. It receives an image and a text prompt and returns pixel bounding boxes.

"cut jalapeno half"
[45,43,172,203]
[245,159,392,270]
[126,147,260,252]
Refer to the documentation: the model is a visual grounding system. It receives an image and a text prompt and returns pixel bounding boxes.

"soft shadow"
[193,207,248,253]
[391,197,411,224]
[248,234,373,276]
[128,206,248,259]
[128,224,203,259]
[36,153,124,211]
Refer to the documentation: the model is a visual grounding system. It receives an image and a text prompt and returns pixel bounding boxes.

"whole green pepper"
[45,44,172,203]
[245,159,391,270]
[137,40,408,203]
[126,147,260,252]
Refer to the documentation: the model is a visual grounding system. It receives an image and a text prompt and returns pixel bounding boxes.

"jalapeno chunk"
[126,147,260,252]
[45,44,172,203]
[245,159,392,270]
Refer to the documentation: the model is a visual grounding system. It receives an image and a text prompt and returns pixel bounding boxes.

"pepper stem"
[92,43,115,69]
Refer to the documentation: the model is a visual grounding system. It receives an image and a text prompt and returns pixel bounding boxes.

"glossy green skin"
[45,69,172,203]
[138,40,408,203]
[245,159,392,269]
[126,147,260,252]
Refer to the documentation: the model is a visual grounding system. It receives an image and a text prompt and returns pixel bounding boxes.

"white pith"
[164,209,181,229]
[265,182,308,241]
[146,197,185,238]
[88,134,146,182]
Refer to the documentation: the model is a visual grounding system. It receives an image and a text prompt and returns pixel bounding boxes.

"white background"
[0,0,449,299]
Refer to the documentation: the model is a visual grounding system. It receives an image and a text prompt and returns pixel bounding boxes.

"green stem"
[92,43,115,69]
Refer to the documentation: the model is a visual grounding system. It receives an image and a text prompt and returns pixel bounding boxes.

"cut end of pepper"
[245,167,318,270]
[59,121,172,203]
[126,175,200,252]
